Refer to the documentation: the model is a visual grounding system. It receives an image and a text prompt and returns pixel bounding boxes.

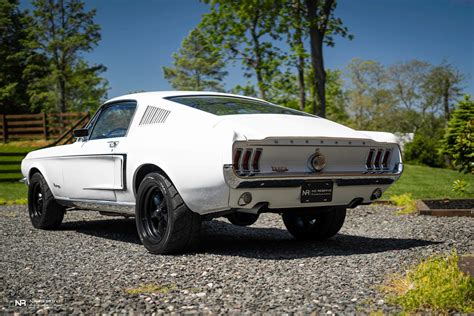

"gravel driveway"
[1,204,472,314]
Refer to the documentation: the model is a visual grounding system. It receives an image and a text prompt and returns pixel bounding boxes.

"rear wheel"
[282,207,346,240]
[227,212,259,226]
[135,172,201,254]
[28,172,65,229]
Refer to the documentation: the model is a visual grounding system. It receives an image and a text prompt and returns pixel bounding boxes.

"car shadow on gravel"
[59,217,440,259]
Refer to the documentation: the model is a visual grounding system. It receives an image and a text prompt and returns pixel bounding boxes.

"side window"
[89,102,136,140]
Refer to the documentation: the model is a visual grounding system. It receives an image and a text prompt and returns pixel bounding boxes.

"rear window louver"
[139,106,170,125]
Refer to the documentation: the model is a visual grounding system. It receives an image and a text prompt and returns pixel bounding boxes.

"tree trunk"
[305,0,331,117]
[443,78,450,122]
[294,0,306,111]
[250,9,266,100]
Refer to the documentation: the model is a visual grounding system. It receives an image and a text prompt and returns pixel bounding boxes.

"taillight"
[382,150,391,169]
[366,149,375,169]
[374,149,383,169]
[233,147,263,174]
[242,149,252,171]
[366,148,392,171]
[252,149,262,171]
[233,149,242,171]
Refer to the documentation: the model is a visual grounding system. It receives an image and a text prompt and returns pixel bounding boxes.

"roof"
[106,91,263,104]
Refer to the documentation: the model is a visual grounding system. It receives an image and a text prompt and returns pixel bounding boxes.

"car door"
[61,101,137,201]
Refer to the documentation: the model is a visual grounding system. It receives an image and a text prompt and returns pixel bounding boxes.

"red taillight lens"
[382,150,391,169]
[242,149,252,171]
[366,149,375,169]
[252,149,262,171]
[233,148,242,171]
[374,149,383,169]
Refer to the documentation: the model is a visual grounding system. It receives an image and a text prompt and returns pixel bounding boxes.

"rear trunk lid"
[215,114,372,141]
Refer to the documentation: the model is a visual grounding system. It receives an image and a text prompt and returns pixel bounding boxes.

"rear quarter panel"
[124,97,239,214]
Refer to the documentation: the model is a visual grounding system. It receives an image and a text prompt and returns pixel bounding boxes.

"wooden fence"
[0,112,90,143]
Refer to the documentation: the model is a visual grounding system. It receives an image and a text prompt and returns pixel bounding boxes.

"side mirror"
[73,128,89,138]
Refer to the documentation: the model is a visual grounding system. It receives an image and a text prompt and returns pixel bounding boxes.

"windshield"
[166,96,313,117]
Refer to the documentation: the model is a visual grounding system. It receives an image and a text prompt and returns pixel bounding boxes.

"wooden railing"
[0,112,89,143]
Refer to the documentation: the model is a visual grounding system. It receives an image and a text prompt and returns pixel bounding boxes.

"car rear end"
[224,137,402,211]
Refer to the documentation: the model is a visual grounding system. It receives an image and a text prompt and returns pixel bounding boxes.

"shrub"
[390,193,417,215]
[441,95,474,174]
[404,133,445,168]
[452,179,469,195]
[382,251,474,313]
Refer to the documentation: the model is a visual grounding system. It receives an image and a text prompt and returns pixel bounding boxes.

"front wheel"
[282,207,346,240]
[135,172,201,254]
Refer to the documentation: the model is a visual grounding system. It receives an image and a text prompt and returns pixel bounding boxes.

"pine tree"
[441,95,474,173]
[0,0,30,113]
[163,29,227,92]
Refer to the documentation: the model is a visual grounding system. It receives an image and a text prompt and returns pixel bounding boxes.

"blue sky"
[22,0,474,98]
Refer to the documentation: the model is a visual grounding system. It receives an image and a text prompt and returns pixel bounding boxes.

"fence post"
[1,114,7,143]
[42,112,48,140]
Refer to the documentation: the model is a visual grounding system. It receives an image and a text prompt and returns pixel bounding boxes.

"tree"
[278,0,308,110]
[441,95,474,173]
[345,58,395,131]
[304,0,352,117]
[163,29,227,92]
[0,0,30,114]
[24,0,107,113]
[387,60,431,112]
[423,61,465,122]
[200,0,282,99]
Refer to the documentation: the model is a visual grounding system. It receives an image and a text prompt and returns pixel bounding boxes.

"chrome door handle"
[108,141,119,148]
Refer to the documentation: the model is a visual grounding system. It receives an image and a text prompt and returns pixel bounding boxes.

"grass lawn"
[0,142,43,202]
[383,164,474,200]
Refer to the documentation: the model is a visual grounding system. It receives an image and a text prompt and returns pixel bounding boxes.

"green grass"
[0,182,28,202]
[382,251,474,313]
[0,143,39,202]
[383,164,474,200]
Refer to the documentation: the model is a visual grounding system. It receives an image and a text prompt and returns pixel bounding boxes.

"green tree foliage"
[24,0,107,113]
[163,29,227,92]
[404,129,446,168]
[423,61,465,122]
[0,0,30,114]
[264,66,348,122]
[345,58,396,131]
[199,0,283,99]
[441,95,474,173]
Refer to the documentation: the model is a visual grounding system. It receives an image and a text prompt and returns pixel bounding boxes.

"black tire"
[135,172,201,254]
[27,172,65,229]
[227,212,259,226]
[282,207,346,241]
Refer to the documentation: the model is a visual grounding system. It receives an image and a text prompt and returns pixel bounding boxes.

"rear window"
[166,96,313,117]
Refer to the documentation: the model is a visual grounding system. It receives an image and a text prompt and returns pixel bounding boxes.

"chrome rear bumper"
[223,163,403,189]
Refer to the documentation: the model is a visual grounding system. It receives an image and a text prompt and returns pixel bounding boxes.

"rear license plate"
[300,181,333,203]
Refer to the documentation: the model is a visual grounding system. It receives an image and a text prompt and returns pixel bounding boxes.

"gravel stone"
[1,204,472,314]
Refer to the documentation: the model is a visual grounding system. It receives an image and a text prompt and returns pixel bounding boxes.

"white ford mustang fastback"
[21,91,403,254]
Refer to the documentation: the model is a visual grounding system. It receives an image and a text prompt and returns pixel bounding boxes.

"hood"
[214,114,375,141]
